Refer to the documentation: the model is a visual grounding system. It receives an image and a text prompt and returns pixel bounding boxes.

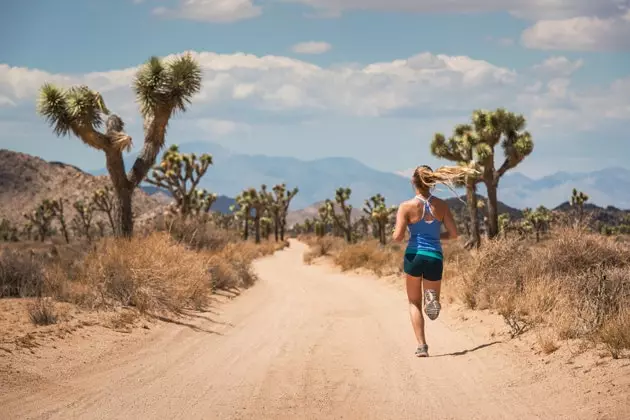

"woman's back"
[405,194,445,257]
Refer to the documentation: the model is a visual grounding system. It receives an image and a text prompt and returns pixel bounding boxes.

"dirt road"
[1,241,628,419]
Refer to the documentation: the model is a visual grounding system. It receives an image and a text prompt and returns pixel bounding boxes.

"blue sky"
[1,0,629,177]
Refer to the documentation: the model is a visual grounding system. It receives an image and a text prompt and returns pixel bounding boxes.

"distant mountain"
[140,186,236,214]
[91,142,630,211]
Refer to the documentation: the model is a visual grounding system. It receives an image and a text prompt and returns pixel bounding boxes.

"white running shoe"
[424,289,441,320]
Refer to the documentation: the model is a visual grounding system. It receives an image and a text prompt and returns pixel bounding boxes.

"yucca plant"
[37,54,202,237]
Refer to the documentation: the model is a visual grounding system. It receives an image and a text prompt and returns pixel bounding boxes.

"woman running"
[392,165,466,357]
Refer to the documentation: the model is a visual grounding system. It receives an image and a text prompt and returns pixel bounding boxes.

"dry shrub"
[303,236,342,264]
[598,309,630,359]
[158,216,240,251]
[68,233,212,316]
[536,330,560,355]
[461,229,630,350]
[333,241,400,276]
[28,297,58,326]
[0,249,45,297]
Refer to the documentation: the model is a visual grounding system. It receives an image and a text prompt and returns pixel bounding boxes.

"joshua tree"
[523,206,552,242]
[431,124,482,248]
[315,204,332,237]
[37,54,202,237]
[498,213,511,238]
[248,185,270,244]
[72,199,95,241]
[363,194,396,245]
[270,184,299,242]
[233,192,253,240]
[92,186,116,233]
[570,188,589,228]
[146,144,216,217]
[471,108,534,238]
[326,188,354,243]
[23,199,59,242]
[53,198,70,244]
[0,218,19,242]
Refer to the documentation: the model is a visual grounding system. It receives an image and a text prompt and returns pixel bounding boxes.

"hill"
[0,149,167,228]
[92,142,630,211]
[140,186,237,214]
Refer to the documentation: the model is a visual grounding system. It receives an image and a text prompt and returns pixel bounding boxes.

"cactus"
[472,108,534,238]
[23,199,59,242]
[325,187,354,243]
[247,185,270,244]
[147,144,216,217]
[431,124,483,248]
[233,192,253,240]
[37,54,202,237]
[72,199,95,241]
[92,186,116,233]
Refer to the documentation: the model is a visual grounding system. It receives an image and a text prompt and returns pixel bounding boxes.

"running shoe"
[424,289,441,320]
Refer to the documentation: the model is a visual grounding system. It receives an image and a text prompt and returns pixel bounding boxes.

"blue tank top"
[406,195,443,260]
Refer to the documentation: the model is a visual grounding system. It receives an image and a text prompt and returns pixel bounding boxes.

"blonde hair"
[412,164,478,191]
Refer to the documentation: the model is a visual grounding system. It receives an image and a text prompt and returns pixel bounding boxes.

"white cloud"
[285,0,624,20]
[532,56,583,77]
[0,49,627,136]
[153,0,262,23]
[291,41,332,54]
[196,118,251,136]
[521,11,630,51]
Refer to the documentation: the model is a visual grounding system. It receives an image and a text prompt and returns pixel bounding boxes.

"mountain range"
[85,140,628,211]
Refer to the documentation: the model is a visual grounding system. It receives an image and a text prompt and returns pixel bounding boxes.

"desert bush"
[598,309,630,359]
[461,228,630,349]
[303,236,342,264]
[0,249,46,297]
[65,233,212,316]
[28,297,58,326]
[333,240,401,276]
[157,215,240,251]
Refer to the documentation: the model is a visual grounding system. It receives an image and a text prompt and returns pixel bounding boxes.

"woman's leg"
[422,258,443,320]
[405,274,426,346]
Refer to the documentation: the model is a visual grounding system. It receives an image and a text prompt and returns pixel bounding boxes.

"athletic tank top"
[406,195,443,259]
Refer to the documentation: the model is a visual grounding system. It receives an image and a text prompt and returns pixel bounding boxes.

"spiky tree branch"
[37,54,202,237]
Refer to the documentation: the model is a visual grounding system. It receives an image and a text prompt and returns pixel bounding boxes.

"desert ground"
[1,240,628,420]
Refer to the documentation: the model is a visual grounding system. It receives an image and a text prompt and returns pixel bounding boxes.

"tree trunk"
[244,216,249,240]
[254,216,261,244]
[280,221,286,241]
[274,215,280,242]
[112,188,133,238]
[465,183,481,249]
[106,150,134,237]
[485,179,499,239]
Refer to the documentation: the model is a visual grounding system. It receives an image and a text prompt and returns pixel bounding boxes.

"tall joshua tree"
[147,144,216,217]
[326,188,354,243]
[270,183,299,242]
[363,194,395,245]
[248,185,269,244]
[37,54,202,237]
[472,108,534,238]
[431,124,482,248]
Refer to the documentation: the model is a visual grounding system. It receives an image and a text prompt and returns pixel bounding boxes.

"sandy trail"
[1,240,628,420]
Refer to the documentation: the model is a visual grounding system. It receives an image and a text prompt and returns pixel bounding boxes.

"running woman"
[392,165,468,357]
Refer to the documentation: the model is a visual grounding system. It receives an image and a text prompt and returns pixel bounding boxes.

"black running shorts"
[403,253,443,281]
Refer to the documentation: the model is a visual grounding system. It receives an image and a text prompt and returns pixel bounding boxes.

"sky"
[1,0,629,177]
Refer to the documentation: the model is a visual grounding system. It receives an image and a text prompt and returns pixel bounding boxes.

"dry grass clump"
[27,297,58,326]
[461,228,630,356]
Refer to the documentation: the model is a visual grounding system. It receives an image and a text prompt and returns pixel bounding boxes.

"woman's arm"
[392,204,407,242]
[440,206,458,240]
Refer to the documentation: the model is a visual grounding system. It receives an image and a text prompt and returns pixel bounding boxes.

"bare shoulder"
[429,196,450,217]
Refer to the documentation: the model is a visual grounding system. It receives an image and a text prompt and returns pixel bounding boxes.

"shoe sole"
[425,300,441,320]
